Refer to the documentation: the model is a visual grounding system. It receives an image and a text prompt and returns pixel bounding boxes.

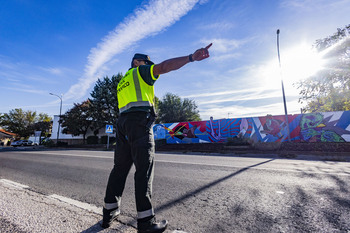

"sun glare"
[260,43,326,89]
[282,43,325,83]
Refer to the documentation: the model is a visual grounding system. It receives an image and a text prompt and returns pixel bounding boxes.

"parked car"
[11,140,36,147]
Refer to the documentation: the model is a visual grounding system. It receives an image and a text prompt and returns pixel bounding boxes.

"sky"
[1,0,350,121]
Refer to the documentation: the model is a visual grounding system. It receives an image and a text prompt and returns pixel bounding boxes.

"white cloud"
[5,86,49,95]
[38,66,63,75]
[199,98,301,120]
[64,0,201,102]
[197,89,282,105]
[197,21,236,31]
[203,38,246,53]
[211,53,242,62]
[280,0,350,10]
[183,87,265,98]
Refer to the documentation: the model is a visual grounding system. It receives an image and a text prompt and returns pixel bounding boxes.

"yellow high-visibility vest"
[117,65,157,113]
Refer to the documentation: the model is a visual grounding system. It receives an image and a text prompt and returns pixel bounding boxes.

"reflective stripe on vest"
[118,66,155,113]
[133,68,142,101]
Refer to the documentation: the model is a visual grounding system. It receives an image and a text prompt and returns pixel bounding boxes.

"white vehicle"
[11,140,36,147]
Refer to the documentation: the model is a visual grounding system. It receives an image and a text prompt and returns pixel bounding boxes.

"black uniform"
[104,64,158,219]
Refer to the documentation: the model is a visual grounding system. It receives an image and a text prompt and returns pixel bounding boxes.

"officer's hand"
[192,43,212,61]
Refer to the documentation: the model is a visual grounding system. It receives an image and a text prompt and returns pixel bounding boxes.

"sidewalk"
[0,180,137,233]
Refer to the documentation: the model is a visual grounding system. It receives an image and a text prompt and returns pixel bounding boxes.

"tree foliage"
[89,74,122,131]
[0,109,52,138]
[60,100,93,143]
[155,93,201,123]
[296,24,350,112]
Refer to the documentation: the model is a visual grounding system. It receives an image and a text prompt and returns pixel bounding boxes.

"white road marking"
[0,179,102,215]
[21,151,112,159]
[276,191,285,194]
[48,194,102,215]
[0,179,29,190]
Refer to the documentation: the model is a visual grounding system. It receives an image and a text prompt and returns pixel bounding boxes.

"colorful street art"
[153,111,350,143]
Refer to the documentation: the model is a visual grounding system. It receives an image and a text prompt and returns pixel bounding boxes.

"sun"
[281,43,325,83]
[259,43,326,91]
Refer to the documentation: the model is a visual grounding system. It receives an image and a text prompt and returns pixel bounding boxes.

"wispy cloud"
[197,21,236,31]
[0,56,66,85]
[64,0,202,102]
[4,86,49,95]
[280,0,350,10]
[38,66,63,75]
[183,87,265,98]
[199,102,283,119]
[203,38,246,53]
[196,89,282,105]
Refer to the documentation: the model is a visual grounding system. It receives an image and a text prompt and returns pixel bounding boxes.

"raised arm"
[153,43,212,76]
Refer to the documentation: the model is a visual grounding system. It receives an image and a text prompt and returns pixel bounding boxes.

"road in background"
[1,149,350,232]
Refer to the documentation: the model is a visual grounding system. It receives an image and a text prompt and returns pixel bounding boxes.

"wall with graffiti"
[153,111,350,143]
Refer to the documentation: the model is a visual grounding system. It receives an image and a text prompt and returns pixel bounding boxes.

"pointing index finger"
[205,43,213,50]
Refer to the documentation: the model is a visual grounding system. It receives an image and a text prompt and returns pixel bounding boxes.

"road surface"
[1,149,350,232]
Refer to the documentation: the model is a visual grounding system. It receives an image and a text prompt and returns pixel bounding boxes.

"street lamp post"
[50,93,63,143]
[276,29,291,142]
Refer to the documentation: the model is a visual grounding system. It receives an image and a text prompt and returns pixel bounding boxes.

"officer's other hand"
[192,43,212,61]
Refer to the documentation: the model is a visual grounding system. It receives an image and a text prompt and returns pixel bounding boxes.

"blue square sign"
[105,125,113,133]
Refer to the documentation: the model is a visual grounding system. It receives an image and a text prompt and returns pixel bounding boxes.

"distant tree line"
[0,109,51,139]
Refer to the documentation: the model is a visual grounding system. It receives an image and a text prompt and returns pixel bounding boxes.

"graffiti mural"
[153,111,350,144]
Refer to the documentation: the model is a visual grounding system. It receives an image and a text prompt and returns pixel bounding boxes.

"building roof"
[0,128,17,137]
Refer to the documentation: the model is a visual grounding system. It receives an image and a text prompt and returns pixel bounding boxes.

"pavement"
[0,179,137,233]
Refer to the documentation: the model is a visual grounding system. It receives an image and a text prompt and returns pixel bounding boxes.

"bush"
[155,139,167,149]
[57,141,68,146]
[100,135,116,144]
[87,136,99,144]
[100,136,108,144]
[42,139,55,147]
[226,136,250,145]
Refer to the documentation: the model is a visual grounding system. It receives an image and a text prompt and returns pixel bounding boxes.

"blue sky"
[1,0,349,121]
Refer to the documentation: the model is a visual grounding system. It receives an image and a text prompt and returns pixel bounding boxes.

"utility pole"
[50,93,63,143]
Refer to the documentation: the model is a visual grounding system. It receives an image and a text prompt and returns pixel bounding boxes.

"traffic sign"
[105,125,113,134]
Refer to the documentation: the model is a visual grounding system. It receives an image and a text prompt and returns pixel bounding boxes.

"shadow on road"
[118,159,275,231]
[155,159,275,214]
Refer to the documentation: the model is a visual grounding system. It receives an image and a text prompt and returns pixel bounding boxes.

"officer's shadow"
[81,159,274,232]
[80,219,137,232]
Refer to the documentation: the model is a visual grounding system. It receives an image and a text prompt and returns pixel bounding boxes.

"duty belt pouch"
[146,107,157,128]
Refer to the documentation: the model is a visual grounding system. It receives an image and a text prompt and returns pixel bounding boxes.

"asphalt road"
[1,149,350,232]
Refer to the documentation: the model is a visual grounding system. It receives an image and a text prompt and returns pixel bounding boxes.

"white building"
[51,115,116,144]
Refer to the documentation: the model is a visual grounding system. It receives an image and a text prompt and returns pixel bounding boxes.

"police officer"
[102,43,212,232]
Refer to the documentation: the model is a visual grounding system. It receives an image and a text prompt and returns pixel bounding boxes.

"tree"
[60,100,93,144]
[89,74,122,133]
[30,113,52,138]
[296,25,350,112]
[155,93,201,123]
[0,109,52,138]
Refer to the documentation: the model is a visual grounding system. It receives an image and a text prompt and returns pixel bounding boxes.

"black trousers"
[104,111,155,219]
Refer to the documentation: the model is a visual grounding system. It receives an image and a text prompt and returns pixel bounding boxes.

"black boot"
[101,207,120,229]
[137,216,168,233]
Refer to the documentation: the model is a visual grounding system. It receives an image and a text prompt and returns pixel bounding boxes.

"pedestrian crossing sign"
[105,125,113,133]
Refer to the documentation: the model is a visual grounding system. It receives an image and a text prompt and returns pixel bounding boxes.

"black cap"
[131,53,154,68]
